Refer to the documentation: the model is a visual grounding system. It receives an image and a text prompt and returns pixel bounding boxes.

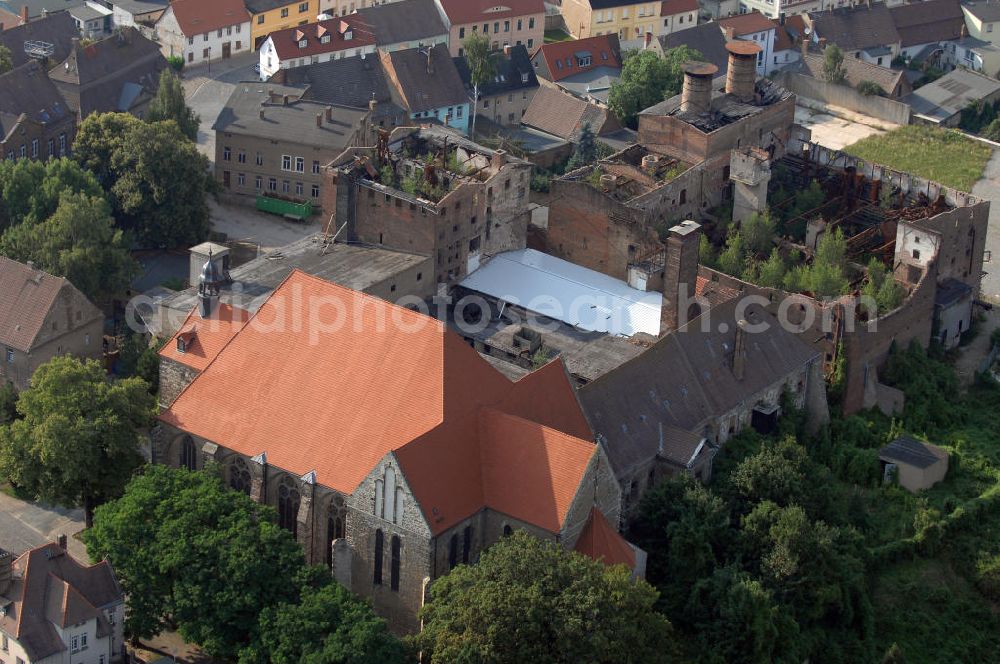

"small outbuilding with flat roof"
[879,435,949,492]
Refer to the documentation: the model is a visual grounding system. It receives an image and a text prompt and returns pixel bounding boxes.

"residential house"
[944,34,1000,75]
[356,0,448,53]
[771,14,807,71]
[737,0,826,20]
[247,0,319,49]
[320,0,402,16]
[890,0,965,63]
[48,27,167,119]
[579,297,827,513]
[561,0,671,40]
[155,0,251,65]
[806,3,902,63]
[380,43,470,134]
[530,33,622,104]
[719,11,777,75]
[0,60,75,161]
[435,0,544,56]
[653,20,730,73]
[106,0,168,29]
[324,126,533,284]
[258,14,376,81]
[799,51,911,98]
[0,257,103,391]
[0,11,77,69]
[67,2,112,40]
[905,67,1000,125]
[659,0,699,36]
[961,0,1000,46]
[521,80,623,144]
[155,268,637,633]
[212,83,371,208]
[0,542,126,664]
[271,53,409,129]
[454,43,538,127]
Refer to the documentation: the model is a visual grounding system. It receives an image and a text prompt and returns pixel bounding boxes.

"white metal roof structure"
[460,249,662,337]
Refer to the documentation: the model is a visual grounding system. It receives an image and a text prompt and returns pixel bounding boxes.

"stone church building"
[155,266,635,633]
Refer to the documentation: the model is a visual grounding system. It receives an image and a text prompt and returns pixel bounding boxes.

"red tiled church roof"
[574,507,636,567]
[160,270,598,536]
[159,303,249,371]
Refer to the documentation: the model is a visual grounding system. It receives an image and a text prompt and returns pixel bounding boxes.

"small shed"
[879,435,949,492]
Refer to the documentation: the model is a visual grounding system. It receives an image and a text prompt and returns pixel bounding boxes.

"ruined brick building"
[322,126,533,286]
[155,267,637,633]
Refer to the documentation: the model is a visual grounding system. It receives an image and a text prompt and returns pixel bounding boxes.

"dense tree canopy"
[146,69,200,141]
[0,45,11,75]
[74,112,211,248]
[0,157,104,230]
[0,357,153,526]
[414,531,675,663]
[609,46,703,128]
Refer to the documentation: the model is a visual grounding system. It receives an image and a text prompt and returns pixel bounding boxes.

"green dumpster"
[255,195,313,220]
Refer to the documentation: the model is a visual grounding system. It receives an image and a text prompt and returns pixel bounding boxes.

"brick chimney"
[680,61,718,114]
[660,220,702,335]
[325,105,333,122]
[316,112,322,127]
[725,40,761,103]
[0,549,11,597]
[20,5,28,23]
[733,319,748,380]
[491,149,507,170]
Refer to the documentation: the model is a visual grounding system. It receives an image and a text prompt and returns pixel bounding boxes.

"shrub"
[856,80,885,97]
[167,55,184,72]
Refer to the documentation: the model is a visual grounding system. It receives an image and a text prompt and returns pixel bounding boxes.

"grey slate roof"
[879,435,947,469]
[799,52,905,95]
[0,10,77,69]
[111,0,168,17]
[212,82,369,146]
[889,0,964,47]
[808,3,901,52]
[521,79,616,142]
[0,0,78,20]
[279,55,404,120]
[935,277,973,307]
[904,67,1000,122]
[578,298,820,474]
[659,22,730,75]
[962,0,1000,23]
[356,0,448,46]
[383,43,468,113]
[454,44,538,98]
[556,66,620,104]
[0,60,72,142]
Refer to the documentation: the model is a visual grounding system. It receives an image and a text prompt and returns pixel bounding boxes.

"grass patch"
[844,125,991,192]
[544,29,572,43]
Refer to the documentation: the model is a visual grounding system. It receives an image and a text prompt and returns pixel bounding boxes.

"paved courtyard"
[794,104,889,150]
[182,53,259,161]
[0,490,86,560]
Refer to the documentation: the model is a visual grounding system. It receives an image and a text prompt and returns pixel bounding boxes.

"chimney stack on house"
[491,149,507,171]
[0,549,12,597]
[425,48,434,75]
[325,106,333,122]
[733,319,748,380]
[316,112,323,127]
[725,40,761,103]
[660,220,702,335]
[680,61,718,114]
[20,5,28,23]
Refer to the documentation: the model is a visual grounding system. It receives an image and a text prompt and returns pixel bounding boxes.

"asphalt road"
[0,490,87,561]
[972,149,1000,304]
[182,53,259,161]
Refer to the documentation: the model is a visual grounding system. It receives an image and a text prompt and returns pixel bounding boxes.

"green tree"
[718,228,747,277]
[414,531,675,663]
[0,157,105,231]
[757,248,787,288]
[85,466,306,657]
[728,437,812,513]
[0,385,17,425]
[0,44,11,75]
[823,44,847,85]
[741,211,777,258]
[146,69,200,141]
[699,234,718,269]
[856,80,884,97]
[568,122,598,170]
[74,112,211,247]
[0,192,136,302]
[462,33,495,138]
[0,357,153,526]
[609,46,703,128]
[242,580,409,664]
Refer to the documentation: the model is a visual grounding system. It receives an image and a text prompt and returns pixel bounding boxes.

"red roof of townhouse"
[267,15,375,60]
[167,0,249,35]
[160,270,599,536]
[661,0,699,16]
[532,34,622,82]
[718,11,777,37]
[774,14,808,52]
[437,0,545,25]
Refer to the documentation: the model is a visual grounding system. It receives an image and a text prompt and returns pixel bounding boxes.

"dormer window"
[577,55,591,67]
[344,29,352,40]
[321,34,331,43]
[298,39,307,48]
[177,338,187,353]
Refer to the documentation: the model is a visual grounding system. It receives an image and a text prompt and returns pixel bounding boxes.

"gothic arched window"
[448,534,458,570]
[229,458,252,495]
[277,479,300,538]
[390,535,401,591]
[374,530,384,585]
[180,436,197,471]
[326,498,345,568]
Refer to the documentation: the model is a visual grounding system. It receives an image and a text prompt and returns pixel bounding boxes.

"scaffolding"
[23,40,54,59]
